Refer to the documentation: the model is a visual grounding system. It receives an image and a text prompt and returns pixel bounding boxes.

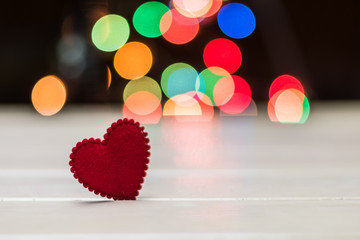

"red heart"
[69,118,150,200]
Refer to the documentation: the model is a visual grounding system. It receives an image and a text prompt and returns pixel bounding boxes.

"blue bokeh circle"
[217,3,256,39]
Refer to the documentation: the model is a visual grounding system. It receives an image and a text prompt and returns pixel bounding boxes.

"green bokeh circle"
[299,95,310,124]
[196,67,231,106]
[133,1,169,38]
[92,14,130,52]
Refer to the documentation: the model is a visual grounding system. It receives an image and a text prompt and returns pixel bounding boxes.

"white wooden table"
[1,102,360,239]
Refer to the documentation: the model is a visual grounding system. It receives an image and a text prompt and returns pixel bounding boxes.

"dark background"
[0,0,359,103]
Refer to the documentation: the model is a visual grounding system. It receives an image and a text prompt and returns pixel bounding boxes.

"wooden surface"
[1,102,360,239]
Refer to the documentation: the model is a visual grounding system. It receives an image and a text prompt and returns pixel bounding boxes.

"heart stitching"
[69,118,150,200]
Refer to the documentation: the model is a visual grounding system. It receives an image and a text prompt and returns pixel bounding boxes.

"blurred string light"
[212,73,236,107]
[91,14,130,52]
[31,75,67,116]
[106,66,112,89]
[203,38,242,74]
[84,1,310,124]
[173,0,212,18]
[160,9,199,44]
[123,76,162,124]
[123,76,162,102]
[123,96,162,124]
[269,74,304,98]
[164,93,202,116]
[124,91,161,115]
[160,62,217,122]
[201,0,222,18]
[217,75,252,115]
[161,63,198,99]
[113,41,153,80]
[133,1,169,38]
[163,92,214,122]
[268,75,310,123]
[169,0,222,19]
[196,67,234,106]
[217,3,256,39]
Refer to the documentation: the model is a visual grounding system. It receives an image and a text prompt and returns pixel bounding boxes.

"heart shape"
[69,118,150,200]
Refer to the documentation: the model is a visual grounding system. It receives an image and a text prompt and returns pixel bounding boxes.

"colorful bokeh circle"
[163,92,214,122]
[133,1,169,38]
[268,75,309,124]
[269,74,305,99]
[218,75,252,114]
[92,14,130,52]
[123,76,162,103]
[201,0,222,18]
[161,63,199,99]
[123,76,162,123]
[217,3,256,39]
[203,38,242,74]
[196,67,233,106]
[160,9,199,44]
[113,41,153,80]
[173,0,212,18]
[124,91,161,115]
[123,91,162,124]
[31,75,67,116]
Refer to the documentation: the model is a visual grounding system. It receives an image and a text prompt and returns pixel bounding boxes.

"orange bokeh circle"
[31,75,67,116]
[114,42,153,80]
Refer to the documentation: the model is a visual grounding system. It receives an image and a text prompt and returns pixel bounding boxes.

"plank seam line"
[1,197,360,202]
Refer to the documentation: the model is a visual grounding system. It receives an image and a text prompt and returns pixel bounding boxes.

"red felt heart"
[69,118,150,200]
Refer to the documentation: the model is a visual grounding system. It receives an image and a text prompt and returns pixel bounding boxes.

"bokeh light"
[124,91,161,116]
[173,0,212,18]
[272,89,304,123]
[212,74,235,107]
[31,75,67,116]
[91,14,130,52]
[203,38,242,74]
[268,75,310,124]
[269,74,305,99]
[160,9,199,44]
[163,94,202,116]
[123,77,162,124]
[196,67,233,106]
[106,66,111,89]
[275,89,304,122]
[300,96,310,124]
[133,2,169,38]
[218,75,252,114]
[161,63,198,99]
[202,0,222,18]
[123,94,162,124]
[113,41,153,80]
[163,92,214,122]
[123,76,162,102]
[217,3,256,39]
